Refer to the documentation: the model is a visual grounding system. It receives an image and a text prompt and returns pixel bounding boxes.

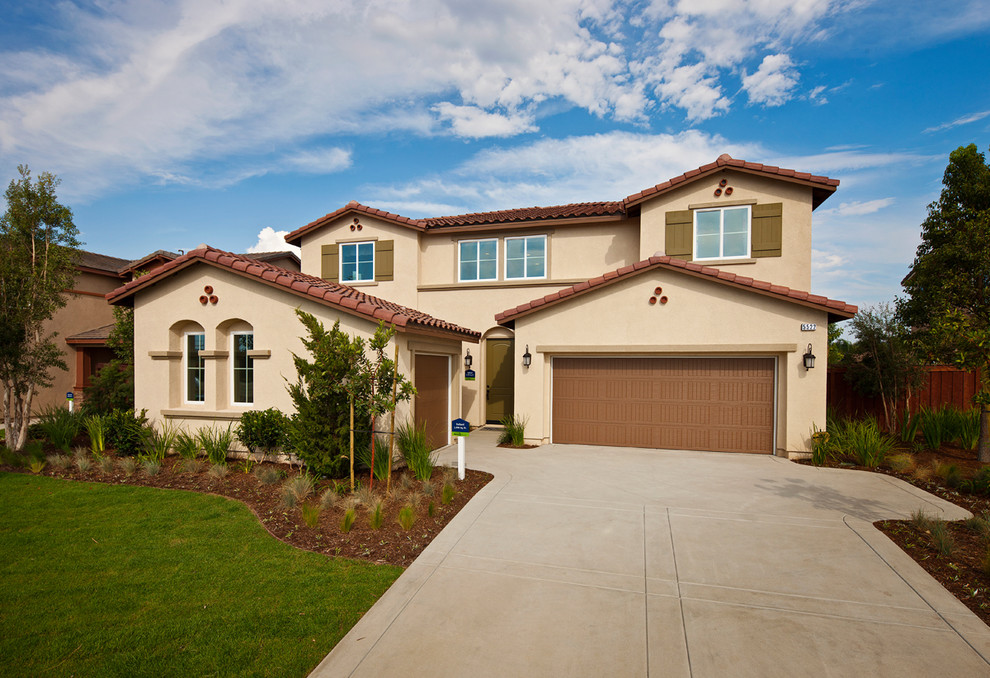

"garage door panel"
[553,357,774,454]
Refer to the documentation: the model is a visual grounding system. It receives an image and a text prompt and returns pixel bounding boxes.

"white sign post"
[451,418,470,481]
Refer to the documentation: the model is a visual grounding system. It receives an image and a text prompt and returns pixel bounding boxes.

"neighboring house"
[35,249,300,415]
[114,154,856,456]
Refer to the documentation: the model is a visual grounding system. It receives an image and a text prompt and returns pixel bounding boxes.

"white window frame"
[231,331,254,406]
[184,331,206,404]
[458,238,499,282]
[504,234,547,280]
[693,205,751,261]
[339,241,375,282]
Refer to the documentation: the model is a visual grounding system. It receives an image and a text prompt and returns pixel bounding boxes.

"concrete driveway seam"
[842,515,990,666]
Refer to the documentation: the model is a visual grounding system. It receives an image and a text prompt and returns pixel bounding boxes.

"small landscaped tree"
[286,311,368,477]
[82,306,135,415]
[0,166,80,451]
[844,303,925,433]
[899,143,990,461]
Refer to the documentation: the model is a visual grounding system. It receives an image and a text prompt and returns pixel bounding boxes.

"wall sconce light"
[464,349,472,369]
[522,345,532,368]
[803,343,816,370]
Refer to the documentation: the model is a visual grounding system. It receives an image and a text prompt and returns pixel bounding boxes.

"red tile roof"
[284,201,427,246]
[282,154,839,244]
[623,154,839,209]
[495,255,857,325]
[106,246,480,342]
[423,202,625,228]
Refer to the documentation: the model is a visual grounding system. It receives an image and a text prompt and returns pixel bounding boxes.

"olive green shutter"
[321,244,339,281]
[375,240,394,281]
[665,210,693,260]
[751,203,783,258]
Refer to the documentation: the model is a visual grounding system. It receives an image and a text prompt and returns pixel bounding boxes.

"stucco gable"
[495,255,857,326]
[107,246,480,342]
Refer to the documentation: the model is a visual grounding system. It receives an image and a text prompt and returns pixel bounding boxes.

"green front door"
[485,338,514,423]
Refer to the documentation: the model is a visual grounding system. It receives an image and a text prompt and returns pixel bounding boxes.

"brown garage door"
[552,357,774,453]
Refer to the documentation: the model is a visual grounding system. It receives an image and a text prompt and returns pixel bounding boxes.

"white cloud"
[0,0,864,197]
[433,103,537,138]
[246,227,300,255]
[367,129,765,215]
[741,53,799,106]
[819,198,895,217]
[923,109,990,134]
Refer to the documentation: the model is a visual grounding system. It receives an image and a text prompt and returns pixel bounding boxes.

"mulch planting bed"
[799,444,990,625]
[1,455,492,568]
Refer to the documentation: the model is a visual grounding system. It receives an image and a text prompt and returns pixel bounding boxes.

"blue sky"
[1,0,988,314]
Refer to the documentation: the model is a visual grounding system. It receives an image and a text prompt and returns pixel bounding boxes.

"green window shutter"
[751,203,782,258]
[665,210,693,260]
[375,240,394,281]
[321,244,339,282]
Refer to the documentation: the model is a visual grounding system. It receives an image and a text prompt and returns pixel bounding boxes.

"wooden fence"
[827,366,983,421]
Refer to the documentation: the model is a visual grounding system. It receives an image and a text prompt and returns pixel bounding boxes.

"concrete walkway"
[311,431,990,677]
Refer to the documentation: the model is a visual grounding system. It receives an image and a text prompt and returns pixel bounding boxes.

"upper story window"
[185,332,205,403]
[232,332,254,405]
[459,239,498,282]
[505,235,546,279]
[340,241,375,282]
[694,206,751,260]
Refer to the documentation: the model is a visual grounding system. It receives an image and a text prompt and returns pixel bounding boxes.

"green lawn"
[0,472,402,677]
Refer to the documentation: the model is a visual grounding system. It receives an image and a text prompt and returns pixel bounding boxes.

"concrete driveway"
[311,431,990,677]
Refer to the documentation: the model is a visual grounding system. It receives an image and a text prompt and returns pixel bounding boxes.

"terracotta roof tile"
[495,256,857,324]
[106,246,479,341]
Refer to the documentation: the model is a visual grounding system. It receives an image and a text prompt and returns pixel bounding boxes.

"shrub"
[80,360,133,416]
[319,488,338,512]
[176,458,203,474]
[144,420,178,462]
[919,406,948,451]
[340,508,356,533]
[441,482,455,505]
[899,409,921,443]
[397,505,415,530]
[368,500,385,530]
[958,408,980,450]
[930,519,954,557]
[173,431,200,459]
[253,465,284,486]
[36,404,82,452]
[810,425,833,466]
[1,447,26,468]
[48,453,72,470]
[96,454,115,474]
[355,435,393,482]
[834,417,896,468]
[207,463,229,481]
[300,502,321,528]
[497,414,528,446]
[238,458,257,474]
[282,473,315,509]
[83,415,106,454]
[75,455,92,472]
[236,408,289,461]
[104,409,151,456]
[397,421,435,481]
[141,459,161,476]
[886,452,916,474]
[934,462,962,488]
[118,457,138,475]
[29,459,46,474]
[198,425,234,465]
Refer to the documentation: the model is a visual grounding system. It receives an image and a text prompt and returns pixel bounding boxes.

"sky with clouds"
[1,0,989,315]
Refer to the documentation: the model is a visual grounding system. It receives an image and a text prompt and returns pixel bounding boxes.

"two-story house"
[109,154,855,457]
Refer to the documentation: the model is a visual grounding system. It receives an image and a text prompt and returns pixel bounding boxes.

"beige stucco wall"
[638,169,815,290]
[131,264,464,447]
[509,268,830,455]
[298,214,421,309]
[35,270,121,413]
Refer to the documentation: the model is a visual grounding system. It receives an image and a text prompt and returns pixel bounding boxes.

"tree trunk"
[349,395,355,491]
[979,403,990,464]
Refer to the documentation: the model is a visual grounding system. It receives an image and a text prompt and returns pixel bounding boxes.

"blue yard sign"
[464,369,476,381]
[451,418,470,437]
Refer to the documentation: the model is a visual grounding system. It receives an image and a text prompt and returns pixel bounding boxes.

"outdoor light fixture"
[803,343,816,370]
[522,345,532,368]
[464,349,472,369]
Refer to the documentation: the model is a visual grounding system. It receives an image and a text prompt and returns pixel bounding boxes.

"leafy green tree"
[899,143,990,461]
[0,166,80,451]
[286,311,369,477]
[844,303,924,433]
[828,322,854,366]
[82,306,135,415]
